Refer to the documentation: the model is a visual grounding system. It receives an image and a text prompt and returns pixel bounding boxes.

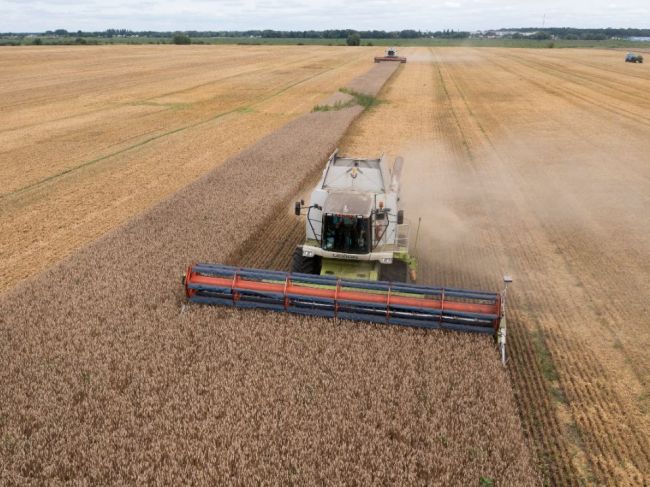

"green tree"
[32,38,43,45]
[346,33,360,46]
[172,33,191,45]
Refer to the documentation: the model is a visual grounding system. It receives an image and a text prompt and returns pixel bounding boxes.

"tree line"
[2,28,472,39]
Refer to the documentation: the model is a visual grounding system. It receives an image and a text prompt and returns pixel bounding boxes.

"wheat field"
[2,45,648,485]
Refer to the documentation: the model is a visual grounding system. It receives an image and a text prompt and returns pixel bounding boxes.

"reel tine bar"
[185,263,502,335]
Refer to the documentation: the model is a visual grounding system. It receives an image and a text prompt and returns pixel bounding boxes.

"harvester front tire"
[291,246,321,275]
[380,260,408,283]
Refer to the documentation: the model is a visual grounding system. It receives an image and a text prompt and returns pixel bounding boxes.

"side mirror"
[294,202,301,216]
[397,210,404,225]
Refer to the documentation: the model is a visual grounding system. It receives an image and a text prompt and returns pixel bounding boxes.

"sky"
[1,0,648,33]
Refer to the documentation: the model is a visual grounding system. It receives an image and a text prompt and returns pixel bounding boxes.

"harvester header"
[185,264,506,333]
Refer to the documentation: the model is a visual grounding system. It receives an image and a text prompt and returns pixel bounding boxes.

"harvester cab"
[183,150,512,365]
[374,48,407,63]
[293,150,415,283]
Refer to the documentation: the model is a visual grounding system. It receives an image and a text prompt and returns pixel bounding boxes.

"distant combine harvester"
[374,48,407,63]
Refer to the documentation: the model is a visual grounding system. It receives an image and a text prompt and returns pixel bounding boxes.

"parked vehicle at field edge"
[625,52,644,63]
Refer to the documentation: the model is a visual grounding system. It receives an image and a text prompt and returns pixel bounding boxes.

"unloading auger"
[183,151,512,365]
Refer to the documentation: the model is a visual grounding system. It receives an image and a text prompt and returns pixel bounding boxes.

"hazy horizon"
[1,0,648,33]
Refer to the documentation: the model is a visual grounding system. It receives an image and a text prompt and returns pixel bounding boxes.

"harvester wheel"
[291,246,321,275]
[380,260,408,283]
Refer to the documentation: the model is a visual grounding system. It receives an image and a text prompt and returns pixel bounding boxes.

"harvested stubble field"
[0,45,373,292]
[1,57,538,484]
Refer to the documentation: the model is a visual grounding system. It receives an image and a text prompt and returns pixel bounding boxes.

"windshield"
[322,215,370,253]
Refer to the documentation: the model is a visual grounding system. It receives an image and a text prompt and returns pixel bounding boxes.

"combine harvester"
[374,48,407,63]
[183,151,512,364]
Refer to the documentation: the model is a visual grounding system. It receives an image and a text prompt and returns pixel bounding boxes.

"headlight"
[303,250,314,257]
[380,257,392,264]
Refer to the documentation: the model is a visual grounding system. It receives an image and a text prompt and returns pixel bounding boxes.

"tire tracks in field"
[0,52,321,135]
[0,49,316,112]
[428,47,584,486]
[507,51,650,103]
[486,52,650,129]
[506,50,650,106]
[482,51,650,184]
[448,49,650,485]
[466,48,645,374]
[1,53,364,201]
[548,55,650,84]
[1,57,238,111]
[436,48,612,485]
[442,48,649,485]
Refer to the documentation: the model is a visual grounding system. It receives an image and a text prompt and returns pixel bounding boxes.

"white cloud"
[0,0,647,32]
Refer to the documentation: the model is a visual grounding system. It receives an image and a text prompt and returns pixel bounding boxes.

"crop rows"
[450,50,649,485]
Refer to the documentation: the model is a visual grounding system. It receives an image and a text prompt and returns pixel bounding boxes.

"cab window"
[322,215,370,253]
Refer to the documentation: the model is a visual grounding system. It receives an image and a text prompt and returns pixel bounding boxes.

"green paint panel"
[320,258,379,281]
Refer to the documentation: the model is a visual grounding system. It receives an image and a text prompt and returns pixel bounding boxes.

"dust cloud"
[399,50,433,64]
[398,143,473,245]
[394,132,650,289]
[393,142,505,286]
